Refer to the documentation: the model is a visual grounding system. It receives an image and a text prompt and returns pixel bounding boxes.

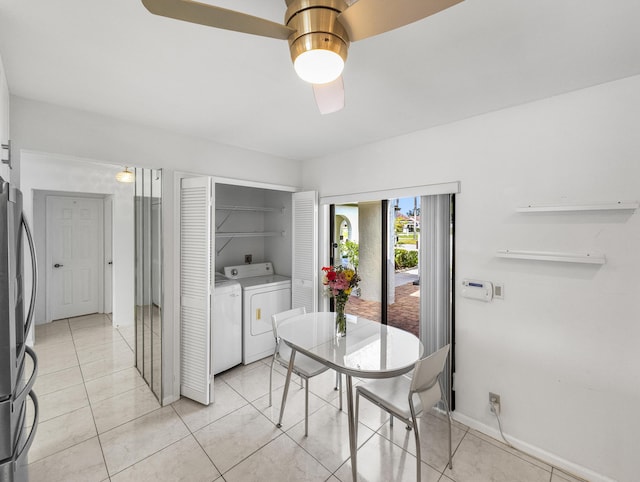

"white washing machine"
[224,262,292,364]
[212,273,242,374]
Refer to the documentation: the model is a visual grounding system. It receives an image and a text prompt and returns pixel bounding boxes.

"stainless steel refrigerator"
[0,176,38,482]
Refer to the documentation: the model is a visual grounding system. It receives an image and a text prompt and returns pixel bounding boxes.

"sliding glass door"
[331,197,424,338]
[326,186,457,409]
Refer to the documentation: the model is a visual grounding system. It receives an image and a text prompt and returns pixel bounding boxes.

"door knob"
[54,263,63,268]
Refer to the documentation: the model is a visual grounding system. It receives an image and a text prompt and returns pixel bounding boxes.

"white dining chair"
[269,307,329,436]
[355,344,453,480]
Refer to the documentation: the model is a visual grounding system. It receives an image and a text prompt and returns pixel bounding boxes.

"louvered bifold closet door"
[292,191,318,312]
[180,177,212,405]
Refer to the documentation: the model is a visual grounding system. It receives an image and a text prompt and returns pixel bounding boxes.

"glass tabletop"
[277,312,424,378]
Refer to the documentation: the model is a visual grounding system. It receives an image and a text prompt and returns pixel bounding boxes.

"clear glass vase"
[335,298,347,337]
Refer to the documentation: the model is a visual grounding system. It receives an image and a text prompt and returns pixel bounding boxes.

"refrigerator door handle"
[14,390,38,466]
[13,346,38,409]
[21,214,38,338]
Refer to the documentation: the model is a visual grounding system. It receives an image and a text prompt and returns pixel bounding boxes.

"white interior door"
[47,195,104,320]
[292,191,318,311]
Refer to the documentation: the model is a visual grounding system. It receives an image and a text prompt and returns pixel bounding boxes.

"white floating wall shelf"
[516,201,638,213]
[496,249,606,265]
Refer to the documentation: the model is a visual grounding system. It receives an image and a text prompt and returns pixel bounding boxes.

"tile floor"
[27,313,586,482]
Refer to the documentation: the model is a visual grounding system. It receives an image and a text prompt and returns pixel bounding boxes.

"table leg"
[346,374,358,481]
[276,349,296,428]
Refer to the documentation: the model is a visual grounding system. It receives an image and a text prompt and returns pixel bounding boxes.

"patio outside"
[346,268,420,337]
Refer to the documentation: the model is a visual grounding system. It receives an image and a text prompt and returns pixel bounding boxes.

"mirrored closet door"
[135,168,163,402]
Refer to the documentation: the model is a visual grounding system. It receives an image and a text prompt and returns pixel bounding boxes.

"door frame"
[44,192,110,322]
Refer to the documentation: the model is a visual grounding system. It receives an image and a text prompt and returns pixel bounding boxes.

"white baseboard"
[452,412,615,482]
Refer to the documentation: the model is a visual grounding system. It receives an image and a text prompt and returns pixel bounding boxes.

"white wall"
[10,96,303,187]
[21,152,135,329]
[303,75,640,482]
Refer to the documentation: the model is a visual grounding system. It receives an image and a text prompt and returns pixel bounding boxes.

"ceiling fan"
[141,0,463,114]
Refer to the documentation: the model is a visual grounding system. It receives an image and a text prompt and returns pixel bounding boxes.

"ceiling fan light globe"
[294,49,344,84]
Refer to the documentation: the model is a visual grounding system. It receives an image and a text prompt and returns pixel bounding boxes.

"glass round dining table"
[276,311,424,481]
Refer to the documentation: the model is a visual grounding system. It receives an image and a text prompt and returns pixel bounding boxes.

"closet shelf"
[496,249,606,265]
[215,231,285,238]
[216,205,284,213]
[516,201,638,212]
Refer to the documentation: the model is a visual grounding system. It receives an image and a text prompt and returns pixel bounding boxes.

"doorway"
[326,187,457,408]
[331,198,422,336]
[45,193,110,322]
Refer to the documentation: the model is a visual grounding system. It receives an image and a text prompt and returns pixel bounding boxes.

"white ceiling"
[1,0,639,161]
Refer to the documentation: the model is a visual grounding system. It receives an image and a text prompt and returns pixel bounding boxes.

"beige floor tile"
[76,339,133,364]
[99,406,190,475]
[216,359,270,383]
[69,313,113,332]
[334,433,442,482]
[33,344,79,376]
[223,362,287,402]
[330,386,390,433]
[36,383,89,423]
[84,367,147,404]
[469,429,552,472]
[72,327,124,349]
[80,351,135,381]
[116,325,135,349]
[33,365,83,396]
[194,404,281,474]
[34,320,71,346]
[29,406,97,463]
[223,434,331,482]
[253,381,327,428]
[378,410,467,472]
[110,435,220,482]
[443,432,551,482]
[286,404,375,473]
[551,468,588,482]
[28,437,108,482]
[172,380,248,432]
[91,385,161,433]
[307,368,344,403]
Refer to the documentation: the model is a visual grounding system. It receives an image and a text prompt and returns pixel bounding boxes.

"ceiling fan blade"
[142,0,295,40]
[313,76,345,115]
[338,0,464,42]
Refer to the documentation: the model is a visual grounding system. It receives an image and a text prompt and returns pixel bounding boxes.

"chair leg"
[355,390,360,448]
[338,373,343,411]
[389,414,394,427]
[268,356,276,407]
[304,378,309,437]
[409,401,421,482]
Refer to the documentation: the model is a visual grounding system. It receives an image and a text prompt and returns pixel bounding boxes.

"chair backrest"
[272,307,306,360]
[271,307,306,340]
[410,344,450,395]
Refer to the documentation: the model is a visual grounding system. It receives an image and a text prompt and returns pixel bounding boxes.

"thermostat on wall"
[461,279,493,302]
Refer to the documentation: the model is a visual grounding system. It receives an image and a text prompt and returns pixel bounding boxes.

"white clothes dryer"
[223,262,291,364]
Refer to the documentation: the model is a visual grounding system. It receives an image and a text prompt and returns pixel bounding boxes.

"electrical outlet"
[489,392,501,415]
[244,254,252,264]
